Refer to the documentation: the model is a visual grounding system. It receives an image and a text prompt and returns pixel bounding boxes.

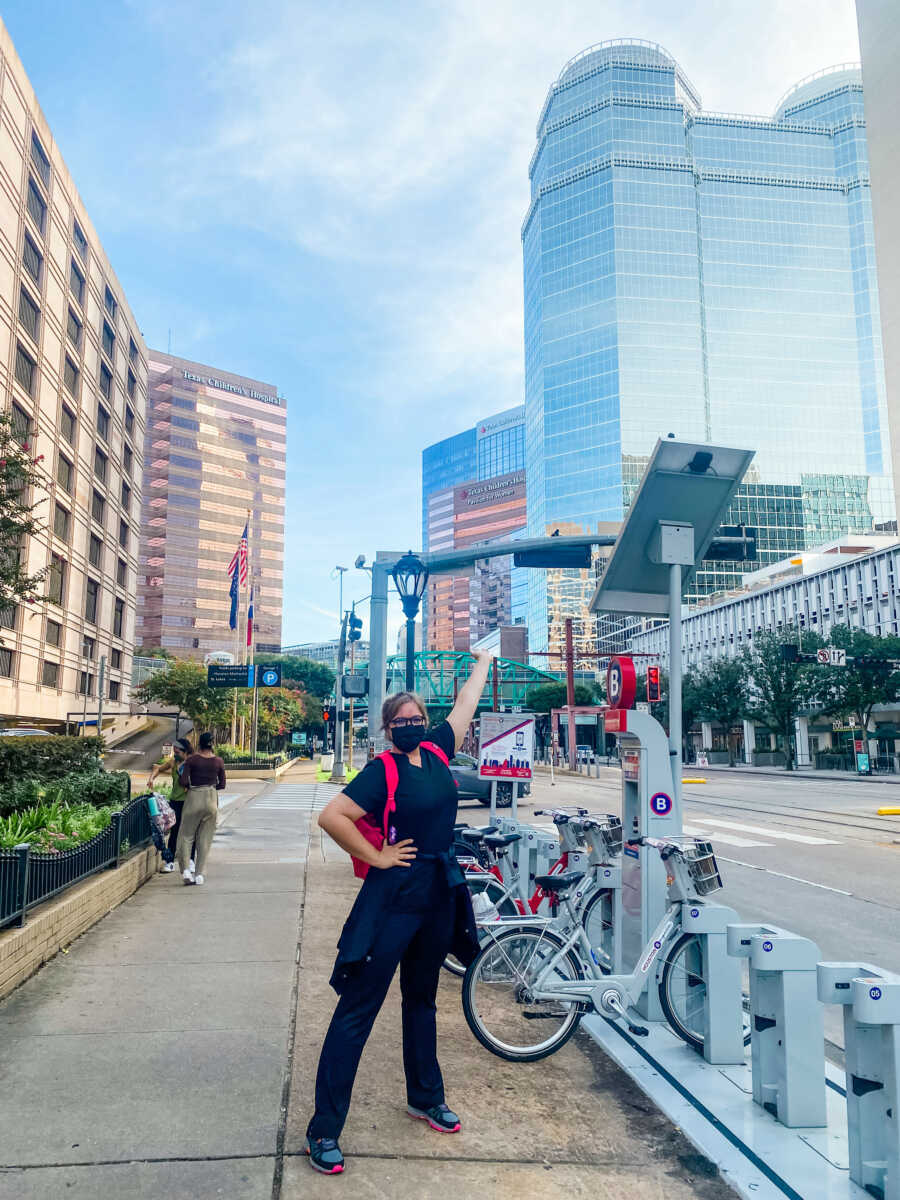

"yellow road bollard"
[877,806,900,816]
[682,778,707,784]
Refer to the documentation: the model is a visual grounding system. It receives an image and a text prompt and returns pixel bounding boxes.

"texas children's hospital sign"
[182,370,280,406]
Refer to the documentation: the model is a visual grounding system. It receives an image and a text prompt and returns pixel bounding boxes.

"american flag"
[228,522,249,586]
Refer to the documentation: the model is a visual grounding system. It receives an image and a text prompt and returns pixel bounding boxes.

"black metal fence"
[0,794,152,932]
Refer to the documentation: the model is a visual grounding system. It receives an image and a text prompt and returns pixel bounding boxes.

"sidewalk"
[0,759,736,1199]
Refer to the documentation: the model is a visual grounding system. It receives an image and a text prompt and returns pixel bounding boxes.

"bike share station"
[581,439,895,1200]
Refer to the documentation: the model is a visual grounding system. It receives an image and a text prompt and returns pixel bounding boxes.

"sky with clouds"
[1,0,863,648]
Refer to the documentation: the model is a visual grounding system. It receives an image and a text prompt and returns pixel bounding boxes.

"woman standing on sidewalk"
[304,651,492,1175]
[178,733,226,886]
[148,736,192,873]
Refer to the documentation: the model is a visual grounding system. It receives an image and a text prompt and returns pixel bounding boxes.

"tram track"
[681,790,900,841]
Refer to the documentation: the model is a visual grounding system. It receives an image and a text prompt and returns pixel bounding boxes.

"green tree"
[298,694,325,734]
[136,660,235,736]
[746,630,821,770]
[259,656,335,700]
[257,688,304,748]
[134,645,174,660]
[694,658,750,766]
[813,626,900,737]
[523,681,597,712]
[0,408,48,620]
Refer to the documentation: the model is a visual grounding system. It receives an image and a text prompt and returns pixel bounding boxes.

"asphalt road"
[493,766,900,1055]
[102,716,193,773]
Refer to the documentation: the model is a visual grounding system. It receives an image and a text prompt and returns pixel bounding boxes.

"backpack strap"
[420,740,450,767]
[376,751,399,838]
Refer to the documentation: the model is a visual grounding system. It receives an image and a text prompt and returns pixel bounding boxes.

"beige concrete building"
[857,0,900,523]
[0,18,147,728]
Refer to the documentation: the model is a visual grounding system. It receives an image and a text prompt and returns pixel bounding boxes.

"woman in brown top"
[178,732,226,885]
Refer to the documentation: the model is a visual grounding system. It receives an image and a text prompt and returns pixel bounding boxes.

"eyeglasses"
[390,717,426,729]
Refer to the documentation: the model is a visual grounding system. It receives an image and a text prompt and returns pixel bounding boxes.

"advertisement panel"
[478,713,535,780]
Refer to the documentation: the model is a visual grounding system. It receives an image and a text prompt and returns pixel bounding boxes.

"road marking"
[250,782,340,812]
[690,815,840,846]
[682,823,771,848]
[717,857,853,895]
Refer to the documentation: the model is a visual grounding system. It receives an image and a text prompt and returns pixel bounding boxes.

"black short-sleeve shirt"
[344,720,458,853]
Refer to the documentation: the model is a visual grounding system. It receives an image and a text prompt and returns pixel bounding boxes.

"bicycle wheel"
[580,887,613,973]
[462,926,586,1061]
[442,877,518,977]
[658,933,752,1053]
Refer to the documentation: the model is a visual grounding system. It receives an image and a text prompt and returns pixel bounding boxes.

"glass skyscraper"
[523,39,892,654]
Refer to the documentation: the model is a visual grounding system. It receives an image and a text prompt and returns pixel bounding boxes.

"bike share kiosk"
[590,439,755,1057]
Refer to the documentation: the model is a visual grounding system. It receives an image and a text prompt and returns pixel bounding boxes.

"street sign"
[607,656,637,709]
[478,712,535,780]
[635,701,650,714]
[208,664,256,688]
[258,665,282,688]
[818,648,847,666]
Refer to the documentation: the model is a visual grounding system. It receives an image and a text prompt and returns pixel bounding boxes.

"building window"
[111,647,122,669]
[116,557,126,587]
[48,554,66,606]
[89,533,103,568]
[22,234,42,285]
[109,679,121,701]
[123,444,133,476]
[85,579,99,624]
[18,287,39,341]
[66,307,82,349]
[60,406,76,445]
[26,177,46,233]
[113,597,124,638]
[73,220,88,262]
[53,503,70,541]
[124,405,134,435]
[91,489,105,523]
[96,403,110,441]
[102,321,115,360]
[121,480,131,511]
[46,618,61,647]
[99,362,112,400]
[56,454,73,494]
[64,355,80,397]
[30,132,51,187]
[104,285,117,319]
[82,635,96,660]
[69,259,85,306]
[129,337,138,364]
[126,369,136,399]
[41,660,59,688]
[0,648,13,679]
[10,403,30,440]
[77,671,93,697]
[14,343,36,395]
[0,604,16,630]
[118,518,129,550]
[94,446,107,483]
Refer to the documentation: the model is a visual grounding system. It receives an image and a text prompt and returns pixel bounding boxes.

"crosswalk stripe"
[249,781,340,813]
[690,815,840,846]
[683,822,771,848]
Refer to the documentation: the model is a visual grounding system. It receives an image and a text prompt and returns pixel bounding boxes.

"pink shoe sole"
[406,1109,461,1133]
[305,1148,344,1174]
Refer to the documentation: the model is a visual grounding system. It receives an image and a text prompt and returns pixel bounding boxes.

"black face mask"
[391,724,426,753]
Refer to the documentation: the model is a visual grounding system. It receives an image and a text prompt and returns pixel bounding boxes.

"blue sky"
[1,0,862,647]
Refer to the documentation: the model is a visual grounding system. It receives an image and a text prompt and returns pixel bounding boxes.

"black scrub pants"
[307,879,455,1141]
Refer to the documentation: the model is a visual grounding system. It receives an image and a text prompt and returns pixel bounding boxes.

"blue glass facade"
[523,41,893,654]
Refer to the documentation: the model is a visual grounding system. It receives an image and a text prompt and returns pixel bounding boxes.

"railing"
[0,794,152,932]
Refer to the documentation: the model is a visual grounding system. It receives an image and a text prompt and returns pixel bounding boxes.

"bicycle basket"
[595,816,623,858]
[683,840,722,896]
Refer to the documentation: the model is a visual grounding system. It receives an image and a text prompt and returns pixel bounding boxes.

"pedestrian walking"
[178,732,226,886]
[148,736,193,873]
[304,650,492,1175]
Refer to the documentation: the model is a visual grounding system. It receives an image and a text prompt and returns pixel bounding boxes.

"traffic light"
[647,665,661,703]
[322,707,331,724]
[348,613,363,643]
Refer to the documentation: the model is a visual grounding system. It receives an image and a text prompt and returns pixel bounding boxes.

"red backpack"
[351,742,450,879]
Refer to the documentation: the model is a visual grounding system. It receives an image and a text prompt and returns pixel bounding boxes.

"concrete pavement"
[0,758,735,1199]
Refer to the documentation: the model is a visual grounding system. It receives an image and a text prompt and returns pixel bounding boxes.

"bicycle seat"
[460,826,497,845]
[453,823,470,833]
[483,833,522,849]
[534,871,585,894]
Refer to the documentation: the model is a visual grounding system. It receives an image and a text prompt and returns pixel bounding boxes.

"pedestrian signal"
[647,666,661,703]
[322,708,331,723]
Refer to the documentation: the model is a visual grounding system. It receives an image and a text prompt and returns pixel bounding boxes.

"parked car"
[449,752,530,808]
[0,727,52,737]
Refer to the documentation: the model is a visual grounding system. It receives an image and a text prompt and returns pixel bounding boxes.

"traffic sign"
[208,664,256,688]
[259,665,282,688]
[817,648,847,666]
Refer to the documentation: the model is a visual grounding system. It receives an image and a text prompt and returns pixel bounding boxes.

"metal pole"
[405,616,415,691]
[369,560,390,752]
[669,562,683,813]
[330,612,347,783]
[250,675,259,762]
[565,617,576,770]
[491,659,499,711]
[97,655,106,739]
[348,638,356,771]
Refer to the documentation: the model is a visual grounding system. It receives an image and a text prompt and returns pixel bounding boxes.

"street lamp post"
[391,551,429,692]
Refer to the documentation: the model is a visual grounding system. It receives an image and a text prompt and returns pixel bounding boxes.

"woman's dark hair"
[175,737,193,754]
[198,732,214,751]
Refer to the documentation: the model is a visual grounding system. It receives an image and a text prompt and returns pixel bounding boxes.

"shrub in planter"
[0,770,129,816]
[0,736,103,787]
